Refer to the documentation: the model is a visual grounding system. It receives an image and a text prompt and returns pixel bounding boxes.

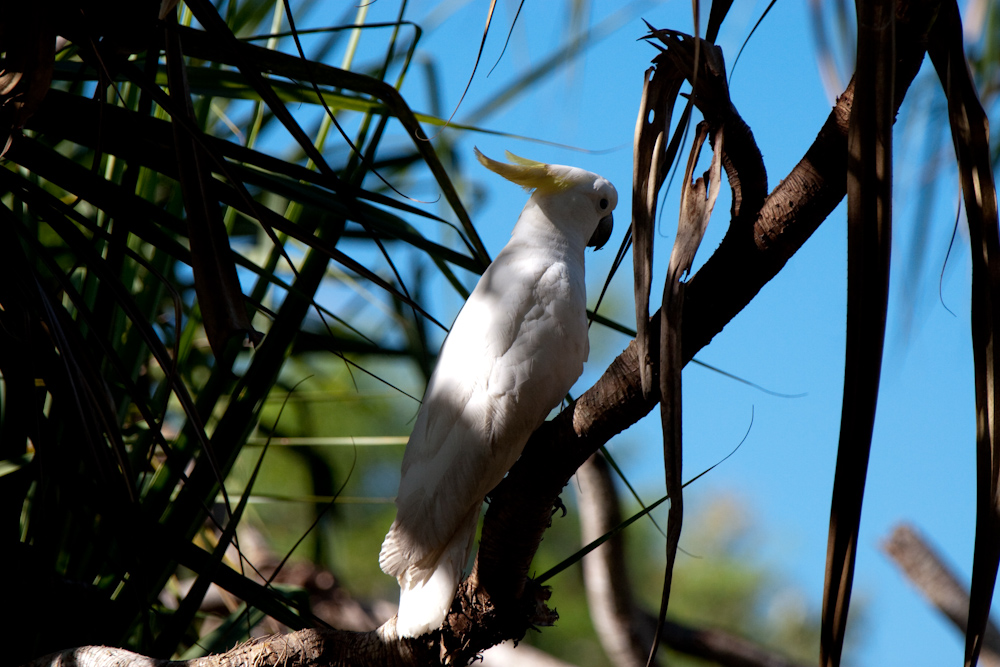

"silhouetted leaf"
[929,4,1000,666]
[821,3,895,666]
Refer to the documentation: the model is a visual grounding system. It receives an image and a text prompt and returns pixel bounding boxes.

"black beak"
[587,214,613,250]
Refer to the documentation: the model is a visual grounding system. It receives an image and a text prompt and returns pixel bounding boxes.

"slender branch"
[655,619,811,667]
[647,30,768,229]
[882,523,1000,667]
[577,453,654,667]
[577,453,811,667]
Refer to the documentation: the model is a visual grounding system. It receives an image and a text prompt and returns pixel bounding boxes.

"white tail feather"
[395,559,461,637]
[388,505,480,637]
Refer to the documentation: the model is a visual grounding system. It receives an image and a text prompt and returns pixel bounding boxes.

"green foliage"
[0,0,492,661]
[1,2,907,666]
[659,497,823,666]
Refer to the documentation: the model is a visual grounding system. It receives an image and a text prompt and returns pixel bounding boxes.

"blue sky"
[295,1,991,665]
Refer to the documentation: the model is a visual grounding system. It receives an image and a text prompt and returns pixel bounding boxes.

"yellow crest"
[474,147,572,194]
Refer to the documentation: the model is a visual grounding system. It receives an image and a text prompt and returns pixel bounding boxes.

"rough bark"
[25,630,411,667]
[882,524,1000,667]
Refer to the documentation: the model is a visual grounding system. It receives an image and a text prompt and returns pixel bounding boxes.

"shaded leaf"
[632,60,684,399]
[164,16,261,358]
[651,120,723,666]
[821,3,895,666]
[928,3,1000,666]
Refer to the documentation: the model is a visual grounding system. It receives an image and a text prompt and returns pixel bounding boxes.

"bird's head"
[474,147,617,250]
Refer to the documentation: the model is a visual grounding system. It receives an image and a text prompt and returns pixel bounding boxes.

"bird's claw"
[552,496,567,518]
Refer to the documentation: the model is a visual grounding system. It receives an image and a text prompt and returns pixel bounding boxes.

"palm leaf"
[820,2,895,666]
[928,3,1000,666]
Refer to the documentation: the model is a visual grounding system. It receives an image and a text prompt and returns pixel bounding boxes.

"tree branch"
[577,452,813,667]
[466,0,941,658]
[577,453,657,667]
[23,2,944,665]
[881,523,1000,667]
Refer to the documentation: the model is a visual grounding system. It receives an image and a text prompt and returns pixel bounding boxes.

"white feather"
[380,151,618,637]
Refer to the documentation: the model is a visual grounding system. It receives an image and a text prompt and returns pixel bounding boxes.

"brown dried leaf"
[928,3,1000,667]
[821,2,895,666]
[632,61,684,400]
[650,121,723,666]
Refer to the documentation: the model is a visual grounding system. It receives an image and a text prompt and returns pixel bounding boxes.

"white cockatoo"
[379,148,617,638]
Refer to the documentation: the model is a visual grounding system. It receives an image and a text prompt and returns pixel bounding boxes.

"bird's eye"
[599,198,609,210]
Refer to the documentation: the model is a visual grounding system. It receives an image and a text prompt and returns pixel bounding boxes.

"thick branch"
[471,0,940,652]
[683,0,936,361]
[26,629,410,667]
